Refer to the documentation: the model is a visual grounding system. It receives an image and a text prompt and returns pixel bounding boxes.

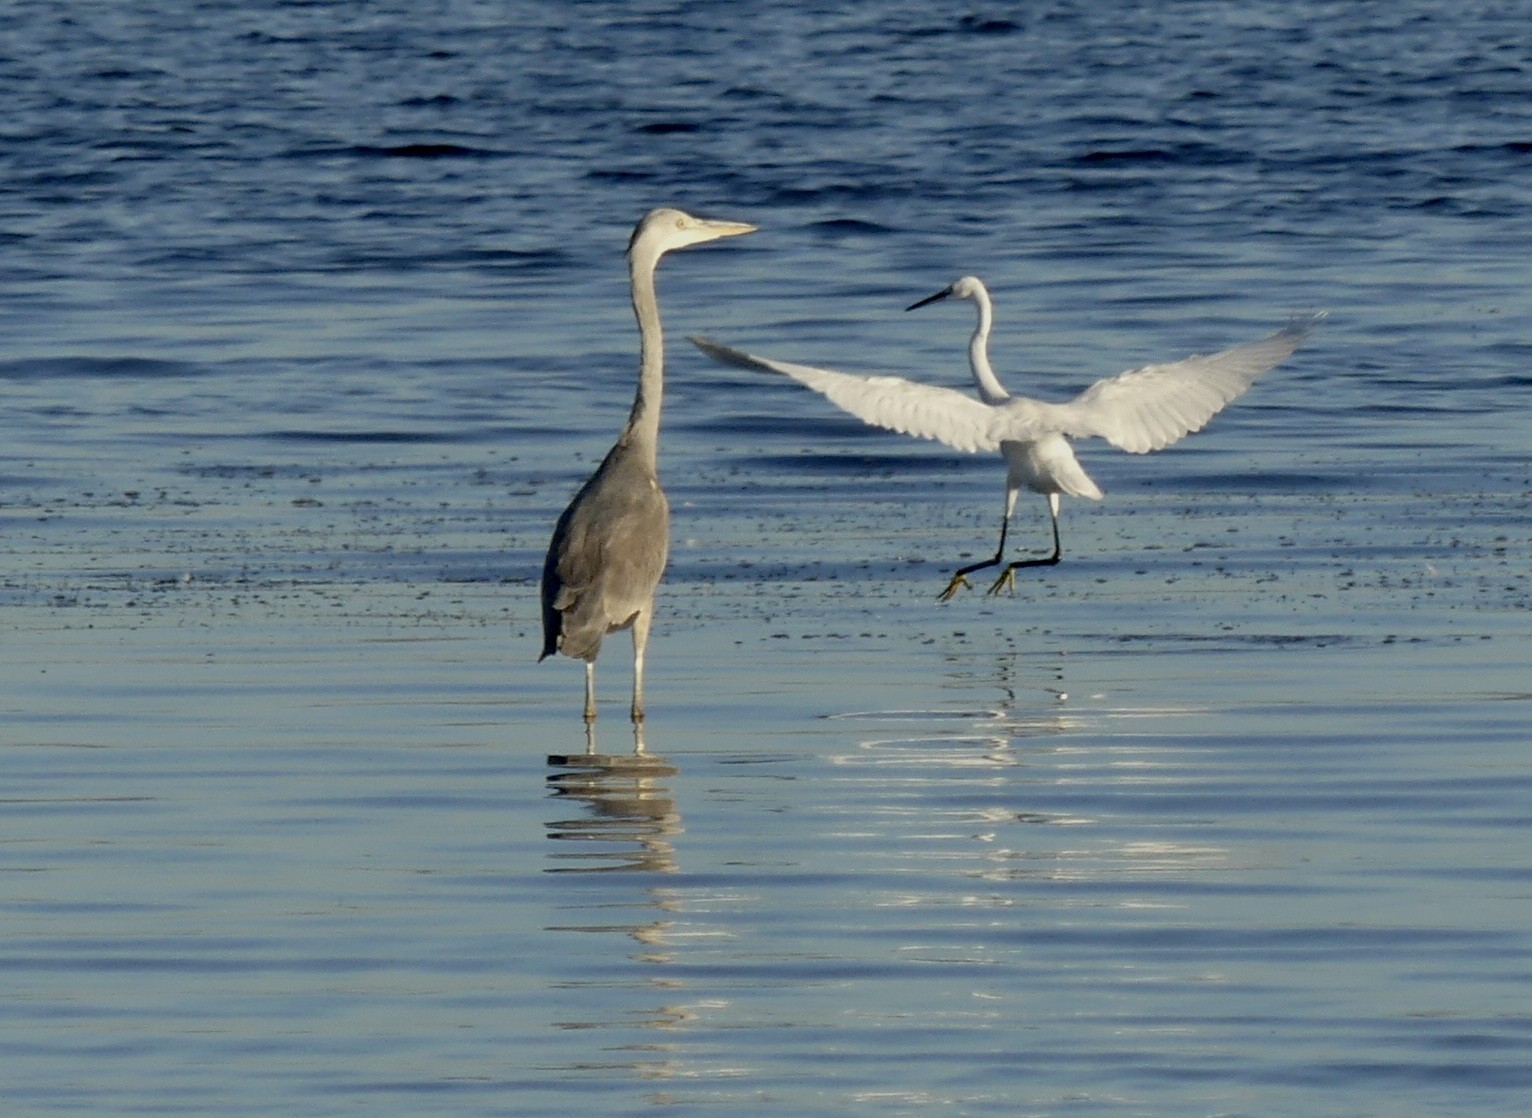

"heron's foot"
[986,567,1018,596]
[937,573,973,602]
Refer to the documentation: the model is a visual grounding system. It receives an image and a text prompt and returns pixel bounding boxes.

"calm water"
[2,1,1530,1115]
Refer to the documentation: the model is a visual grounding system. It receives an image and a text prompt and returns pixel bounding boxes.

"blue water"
[2,2,1530,1115]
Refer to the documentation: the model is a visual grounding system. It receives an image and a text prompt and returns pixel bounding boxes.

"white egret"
[691,276,1319,599]
[541,207,756,723]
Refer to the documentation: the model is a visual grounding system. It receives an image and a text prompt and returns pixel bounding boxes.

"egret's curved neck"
[623,243,665,462]
[967,287,1009,404]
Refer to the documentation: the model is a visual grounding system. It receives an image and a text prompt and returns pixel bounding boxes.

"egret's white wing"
[1013,314,1323,454]
[690,335,1009,454]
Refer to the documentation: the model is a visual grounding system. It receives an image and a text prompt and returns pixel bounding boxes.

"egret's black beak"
[906,287,953,312]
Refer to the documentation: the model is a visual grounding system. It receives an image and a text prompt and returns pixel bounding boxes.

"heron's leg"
[940,489,1018,601]
[629,610,652,723]
[583,661,597,724]
[987,494,1063,596]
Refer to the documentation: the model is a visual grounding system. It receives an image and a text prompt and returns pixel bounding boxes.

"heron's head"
[906,274,988,312]
[629,207,757,261]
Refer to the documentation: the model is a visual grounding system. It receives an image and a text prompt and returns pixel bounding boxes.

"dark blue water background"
[2,2,1530,1115]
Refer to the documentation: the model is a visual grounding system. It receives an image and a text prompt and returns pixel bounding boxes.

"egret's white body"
[541,208,755,723]
[692,277,1319,598]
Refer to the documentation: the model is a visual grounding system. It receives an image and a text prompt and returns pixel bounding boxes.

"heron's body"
[540,439,669,664]
[540,208,754,723]
[691,276,1319,598]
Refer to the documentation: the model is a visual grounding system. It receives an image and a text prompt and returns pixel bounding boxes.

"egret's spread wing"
[690,336,1003,453]
[1040,314,1323,454]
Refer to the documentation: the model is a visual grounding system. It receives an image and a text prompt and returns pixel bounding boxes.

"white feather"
[689,335,1010,454]
[691,280,1321,598]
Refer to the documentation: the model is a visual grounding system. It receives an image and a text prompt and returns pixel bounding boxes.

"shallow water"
[3,1,1531,1115]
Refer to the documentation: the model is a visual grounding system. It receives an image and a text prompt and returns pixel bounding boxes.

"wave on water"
[0,356,203,380]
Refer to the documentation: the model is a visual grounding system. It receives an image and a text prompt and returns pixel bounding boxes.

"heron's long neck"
[622,246,664,464]
[968,290,1010,404]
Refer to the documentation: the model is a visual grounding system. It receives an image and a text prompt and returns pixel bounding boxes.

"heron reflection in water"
[546,742,681,876]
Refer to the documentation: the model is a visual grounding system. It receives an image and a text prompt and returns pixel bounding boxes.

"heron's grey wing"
[539,507,572,659]
[542,453,670,661]
[1019,314,1323,455]
[690,336,1002,453]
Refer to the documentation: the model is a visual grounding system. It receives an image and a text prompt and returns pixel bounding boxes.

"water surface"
[2,2,1530,1115]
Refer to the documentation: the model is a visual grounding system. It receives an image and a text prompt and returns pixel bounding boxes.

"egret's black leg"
[939,515,1010,601]
[987,498,1063,595]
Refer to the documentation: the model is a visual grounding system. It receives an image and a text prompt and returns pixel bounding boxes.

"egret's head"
[629,207,757,262]
[948,275,987,301]
[907,274,988,311]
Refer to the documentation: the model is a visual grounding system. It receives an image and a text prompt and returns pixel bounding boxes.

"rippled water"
[2,1,1530,1115]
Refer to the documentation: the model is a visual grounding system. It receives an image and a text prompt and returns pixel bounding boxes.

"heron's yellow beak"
[698,218,757,241]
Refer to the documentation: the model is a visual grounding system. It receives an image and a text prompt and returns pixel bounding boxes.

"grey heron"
[691,277,1319,599]
[541,207,755,723]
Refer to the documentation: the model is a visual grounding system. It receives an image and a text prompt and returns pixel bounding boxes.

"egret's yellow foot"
[986,567,1017,596]
[937,573,972,602]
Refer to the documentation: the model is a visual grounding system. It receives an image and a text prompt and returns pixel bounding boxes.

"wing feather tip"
[1283,310,1328,339]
